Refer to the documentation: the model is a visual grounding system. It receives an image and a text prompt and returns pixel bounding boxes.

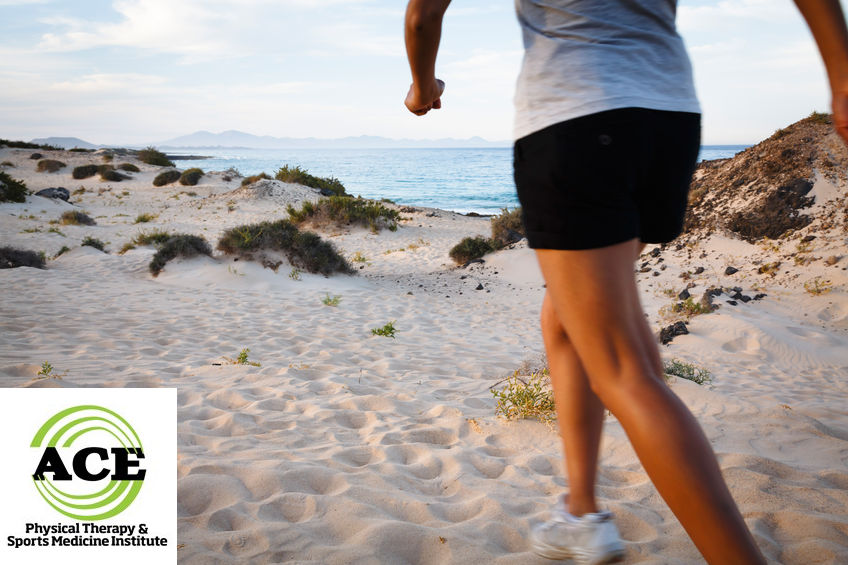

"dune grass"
[60,210,96,226]
[149,234,212,276]
[449,207,526,264]
[153,170,181,187]
[0,171,29,203]
[72,164,99,179]
[81,236,106,251]
[137,147,174,167]
[241,172,272,186]
[36,159,66,173]
[217,219,352,276]
[179,168,204,186]
[491,368,555,424]
[276,165,347,196]
[287,196,399,233]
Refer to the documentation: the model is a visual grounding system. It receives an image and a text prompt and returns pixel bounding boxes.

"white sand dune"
[1,147,847,563]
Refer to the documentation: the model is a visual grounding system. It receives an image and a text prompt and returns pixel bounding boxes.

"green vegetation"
[448,207,526,264]
[0,246,46,269]
[449,236,495,264]
[179,168,204,186]
[53,246,70,259]
[60,210,96,226]
[371,321,397,338]
[240,172,272,186]
[671,296,713,317]
[491,368,556,424]
[117,163,140,172]
[35,361,65,380]
[289,267,302,280]
[286,196,400,233]
[804,276,833,295]
[663,359,713,385]
[69,147,93,153]
[0,171,29,202]
[119,229,174,253]
[236,348,261,367]
[809,111,831,125]
[217,219,353,276]
[0,138,59,150]
[72,164,99,179]
[321,293,342,306]
[758,261,781,277]
[81,236,106,251]
[1,161,14,167]
[134,213,156,224]
[352,251,367,263]
[137,147,174,167]
[36,159,66,173]
[99,166,129,182]
[149,234,212,276]
[153,170,181,187]
[276,165,347,196]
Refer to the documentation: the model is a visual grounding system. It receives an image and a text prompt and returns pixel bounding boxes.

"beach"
[1,135,847,563]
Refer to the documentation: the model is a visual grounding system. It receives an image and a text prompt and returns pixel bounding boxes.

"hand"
[405,79,445,116]
[832,86,848,144]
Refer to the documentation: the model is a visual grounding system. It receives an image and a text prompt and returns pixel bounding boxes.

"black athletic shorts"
[513,107,701,250]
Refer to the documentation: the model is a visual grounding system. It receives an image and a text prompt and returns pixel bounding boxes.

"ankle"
[567,496,599,517]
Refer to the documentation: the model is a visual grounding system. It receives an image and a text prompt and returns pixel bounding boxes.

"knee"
[540,294,567,339]
[584,361,663,408]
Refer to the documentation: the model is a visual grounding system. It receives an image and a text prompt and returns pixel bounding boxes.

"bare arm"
[793,0,848,142]
[404,0,451,116]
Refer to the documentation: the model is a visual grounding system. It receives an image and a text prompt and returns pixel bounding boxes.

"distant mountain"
[29,137,99,150]
[156,130,509,149]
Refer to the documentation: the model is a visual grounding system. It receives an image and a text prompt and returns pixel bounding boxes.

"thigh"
[534,240,659,387]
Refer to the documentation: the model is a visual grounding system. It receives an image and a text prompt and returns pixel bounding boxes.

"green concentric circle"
[31,405,144,520]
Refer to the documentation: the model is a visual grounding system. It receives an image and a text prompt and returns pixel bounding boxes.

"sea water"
[171,145,747,215]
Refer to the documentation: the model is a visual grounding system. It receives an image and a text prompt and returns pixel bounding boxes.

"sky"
[0,0,836,145]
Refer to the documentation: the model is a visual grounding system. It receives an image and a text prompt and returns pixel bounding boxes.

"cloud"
[50,73,167,93]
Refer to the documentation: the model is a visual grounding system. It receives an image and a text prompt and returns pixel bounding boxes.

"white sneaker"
[530,495,625,564]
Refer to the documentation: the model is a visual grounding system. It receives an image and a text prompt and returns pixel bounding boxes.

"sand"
[1,148,847,564]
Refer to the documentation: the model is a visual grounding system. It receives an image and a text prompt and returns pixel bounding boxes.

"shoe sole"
[533,543,625,564]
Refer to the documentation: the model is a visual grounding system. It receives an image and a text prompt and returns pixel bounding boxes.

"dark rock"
[475,283,484,290]
[30,153,43,160]
[460,275,467,280]
[740,295,752,303]
[462,258,485,268]
[724,266,739,275]
[659,321,689,345]
[730,290,744,300]
[753,293,767,300]
[678,288,690,300]
[727,300,738,306]
[700,288,721,312]
[694,266,705,274]
[639,266,651,273]
[652,271,660,276]
[801,235,816,243]
[319,188,335,196]
[649,247,661,257]
[34,187,70,201]
[640,261,650,269]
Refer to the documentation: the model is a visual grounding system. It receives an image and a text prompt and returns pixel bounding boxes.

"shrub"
[153,170,181,187]
[804,276,833,295]
[72,165,99,179]
[149,234,212,276]
[60,210,96,226]
[322,293,342,306]
[0,246,46,269]
[120,229,173,253]
[1,161,14,167]
[490,207,524,246]
[99,166,129,182]
[36,159,66,173]
[663,359,712,385]
[0,138,59,150]
[491,369,556,424]
[808,111,831,125]
[117,163,140,172]
[217,219,352,276]
[0,171,29,202]
[287,196,400,232]
[179,168,204,186]
[449,236,495,264]
[134,213,156,224]
[371,321,397,338]
[81,236,106,251]
[137,147,174,167]
[276,165,347,196]
[69,147,93,153]
[54,245,70,258]
[241,172,272,186]
[30,153,43,160]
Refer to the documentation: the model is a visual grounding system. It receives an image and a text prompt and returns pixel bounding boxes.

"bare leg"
[536,239,764,565]
[541,293,604,516]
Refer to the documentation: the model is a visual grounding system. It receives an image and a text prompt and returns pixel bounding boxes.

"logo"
[30,405,146,521]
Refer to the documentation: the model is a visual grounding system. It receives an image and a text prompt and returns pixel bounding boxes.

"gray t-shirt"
[513,0,700,140]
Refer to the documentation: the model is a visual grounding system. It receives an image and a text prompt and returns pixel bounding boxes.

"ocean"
[170,145,748,215]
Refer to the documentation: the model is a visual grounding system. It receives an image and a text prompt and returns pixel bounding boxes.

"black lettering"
[73,447,110,481]
[111,447,146,480]
[32,447,72,481]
